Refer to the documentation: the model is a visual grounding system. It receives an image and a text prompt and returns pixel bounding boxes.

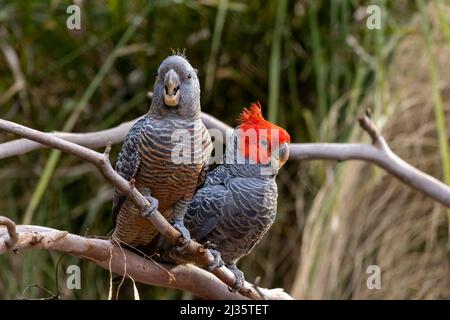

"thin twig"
[111,238,128,300]
[0,216,18,249]
[358,109,379,143]
[253,276,267,300]
[19,284,60,300]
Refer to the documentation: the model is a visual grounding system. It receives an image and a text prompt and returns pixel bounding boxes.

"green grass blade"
[204,0,229,101]
[437,0,450,45]
[268,0,288,122]
[307,0,327,125]
[22,1,155,224]
[417,0,450,225]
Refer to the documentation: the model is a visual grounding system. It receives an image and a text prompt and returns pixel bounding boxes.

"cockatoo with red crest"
[159,102,290,290]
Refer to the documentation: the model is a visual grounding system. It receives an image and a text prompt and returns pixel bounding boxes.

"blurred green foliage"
[0,0,424,299]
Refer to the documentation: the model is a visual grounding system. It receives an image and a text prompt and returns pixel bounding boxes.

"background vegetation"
[0,0,449,299]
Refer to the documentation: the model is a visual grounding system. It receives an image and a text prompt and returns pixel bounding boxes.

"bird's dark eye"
[188,73,192,79]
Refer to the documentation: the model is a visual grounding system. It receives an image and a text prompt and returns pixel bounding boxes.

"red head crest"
[237,102,290,164]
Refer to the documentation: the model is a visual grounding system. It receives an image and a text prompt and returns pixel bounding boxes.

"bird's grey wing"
[204,165,232,185]
[186,174,275,242]
[185,183,229,242]
[213,177,277,250]
[111,116,147,226]
[226,177,275,218]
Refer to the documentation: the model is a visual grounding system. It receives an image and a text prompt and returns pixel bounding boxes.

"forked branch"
[1,110,449,207]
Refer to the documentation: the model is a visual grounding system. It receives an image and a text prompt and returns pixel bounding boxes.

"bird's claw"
[203,241,217,250]
[139,188,158,219]
[172,220,191,252]
[206,248,224,271]
[141,196,159,218]
[227,265,245,293]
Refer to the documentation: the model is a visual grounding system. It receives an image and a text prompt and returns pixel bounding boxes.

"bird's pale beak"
[277,142,289,168]
[164,69,181,107]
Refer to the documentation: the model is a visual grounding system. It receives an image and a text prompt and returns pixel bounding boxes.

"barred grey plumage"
[111,55,212,253]
[186,163,278,257]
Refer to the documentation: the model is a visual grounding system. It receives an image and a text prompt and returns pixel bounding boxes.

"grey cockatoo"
[111,54,212,254]
[159,102,291,290]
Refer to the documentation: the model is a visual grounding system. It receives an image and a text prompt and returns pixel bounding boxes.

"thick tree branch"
[0,219,289,300]
[0,119,140,159]
[1,111,450,207]
[289,113,450,207]
[0,118,292,300]
[0,112,233,159]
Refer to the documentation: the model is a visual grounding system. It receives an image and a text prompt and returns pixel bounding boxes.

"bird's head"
[150,54,200,118]
[232,102,290,170]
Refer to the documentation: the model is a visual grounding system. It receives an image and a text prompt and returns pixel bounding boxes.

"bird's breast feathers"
[134,117,211,210]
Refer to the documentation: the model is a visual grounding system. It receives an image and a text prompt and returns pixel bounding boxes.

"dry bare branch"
[1,111,450,207]
[0,112,232,159]
[290,112,450,207]
[0,119,139,159]
[0,220,290,300]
